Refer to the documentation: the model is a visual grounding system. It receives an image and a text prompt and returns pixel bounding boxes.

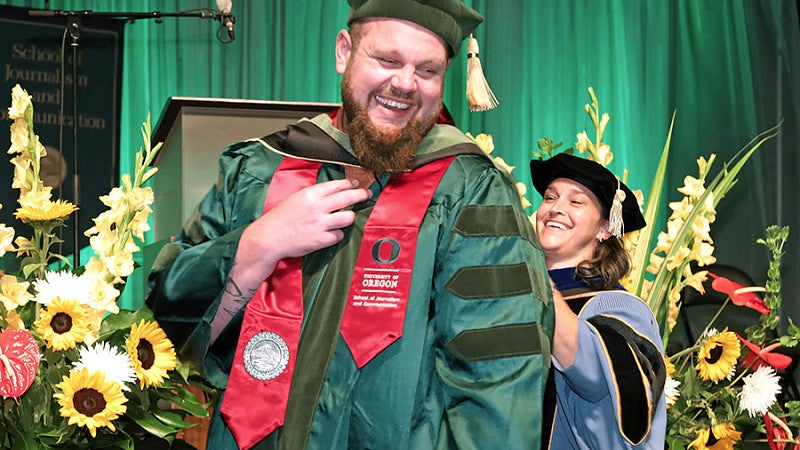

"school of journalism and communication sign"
[0,5,123,262]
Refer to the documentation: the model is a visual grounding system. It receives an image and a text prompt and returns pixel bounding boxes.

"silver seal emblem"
[243,331,290,381]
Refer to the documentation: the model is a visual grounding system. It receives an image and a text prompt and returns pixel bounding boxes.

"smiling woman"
[530,153,666,449]
[532,153,646,287]
[535,178,608,270]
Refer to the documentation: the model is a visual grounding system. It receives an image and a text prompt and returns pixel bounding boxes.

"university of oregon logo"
[371,237,400,264]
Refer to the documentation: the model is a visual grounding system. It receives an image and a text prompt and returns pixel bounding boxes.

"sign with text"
[0,6,123,264]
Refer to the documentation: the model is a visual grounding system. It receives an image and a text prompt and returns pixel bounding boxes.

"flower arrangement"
[0,85,214,449]
[665,225,800,449]
[470,87,800,448]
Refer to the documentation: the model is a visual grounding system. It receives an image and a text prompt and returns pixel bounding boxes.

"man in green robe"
[147,1,554,448]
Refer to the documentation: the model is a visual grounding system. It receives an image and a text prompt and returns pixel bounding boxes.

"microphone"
[216,0,235,41]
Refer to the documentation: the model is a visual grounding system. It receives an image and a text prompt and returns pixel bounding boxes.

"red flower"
[0,328,41,400]
[738,334,792,370]
[765,412,800,450]
[708,271,770,314]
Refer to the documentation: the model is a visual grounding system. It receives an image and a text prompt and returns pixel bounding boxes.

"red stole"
[220,155,454,449]
[339,157,454,367]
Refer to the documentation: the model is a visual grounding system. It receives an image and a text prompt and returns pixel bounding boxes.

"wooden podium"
[146,97,338,449]
[150,97,339,242]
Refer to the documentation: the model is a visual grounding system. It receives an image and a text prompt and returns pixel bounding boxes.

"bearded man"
[147,1,554,449]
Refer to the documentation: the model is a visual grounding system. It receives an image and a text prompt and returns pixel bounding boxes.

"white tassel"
[466,35,499,112]
[609,184,625,238]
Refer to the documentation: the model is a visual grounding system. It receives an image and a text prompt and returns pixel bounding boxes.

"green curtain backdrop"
[2,1,799,323]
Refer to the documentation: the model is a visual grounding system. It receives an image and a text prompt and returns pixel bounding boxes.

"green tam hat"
[346,0,484,55]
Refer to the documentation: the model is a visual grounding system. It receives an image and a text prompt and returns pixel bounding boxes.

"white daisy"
[33,271,92,305]
[73,342,137,391]
[739,365,782,417]
[725,364,737,382]
[664,376,681,408]
[33,270,110,313]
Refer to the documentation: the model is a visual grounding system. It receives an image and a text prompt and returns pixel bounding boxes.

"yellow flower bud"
[678,175,706,198]
[8,84,31,120]
[575,131,590,154]
[0,274,32,311]
[0,225,15,256]
[491,156,515,174]
[467,132,495,155]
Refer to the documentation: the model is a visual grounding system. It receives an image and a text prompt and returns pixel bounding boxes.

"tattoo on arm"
[224,275,244,297]
[221,275,257,319]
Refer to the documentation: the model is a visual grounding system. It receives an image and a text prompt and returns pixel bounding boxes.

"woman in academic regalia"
[531,153,667,449]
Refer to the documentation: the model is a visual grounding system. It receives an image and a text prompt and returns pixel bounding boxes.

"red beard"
[341,71,440,175]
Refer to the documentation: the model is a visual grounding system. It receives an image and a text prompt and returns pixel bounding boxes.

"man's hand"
[247,178,371,261]
[209,179,370,342]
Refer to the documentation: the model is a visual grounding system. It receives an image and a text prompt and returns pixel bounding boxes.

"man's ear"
[335,29,352,75]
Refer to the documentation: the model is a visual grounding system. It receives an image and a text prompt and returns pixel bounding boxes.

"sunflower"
[665,356,676,376]
[53,367,128,438]
[15,198,78,223]
[695,328,740,382]
[33,297,90,351]
[688,423,742,449]
[126,320,176,388]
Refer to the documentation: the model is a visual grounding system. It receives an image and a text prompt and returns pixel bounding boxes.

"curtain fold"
[2,0,798,320]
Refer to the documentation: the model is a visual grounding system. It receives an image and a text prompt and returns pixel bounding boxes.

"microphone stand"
[68,14,80,270]
[27,7,235,269]
[29,9,224,23]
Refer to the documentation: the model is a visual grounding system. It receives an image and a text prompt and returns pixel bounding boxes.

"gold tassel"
[609,181,625,238]
[466,35,498,112]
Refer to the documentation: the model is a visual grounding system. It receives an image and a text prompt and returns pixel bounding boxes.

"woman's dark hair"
[575,219,631,290]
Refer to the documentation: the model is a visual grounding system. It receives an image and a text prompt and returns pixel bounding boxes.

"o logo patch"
[372,238,400,264]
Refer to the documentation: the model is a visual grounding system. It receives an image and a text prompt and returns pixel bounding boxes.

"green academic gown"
[147,113,555,449]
